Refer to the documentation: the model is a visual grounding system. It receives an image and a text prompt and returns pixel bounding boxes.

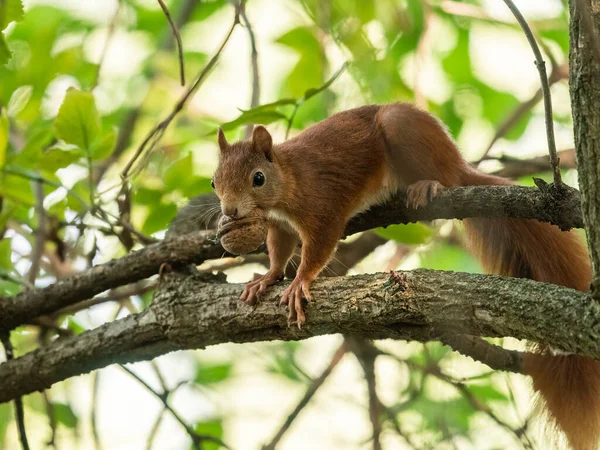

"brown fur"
[214,103,599,447]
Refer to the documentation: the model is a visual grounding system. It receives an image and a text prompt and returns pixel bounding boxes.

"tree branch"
[0,184,583,332]
[0,269,598,404]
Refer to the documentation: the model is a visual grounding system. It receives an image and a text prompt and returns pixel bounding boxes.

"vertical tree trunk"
[569,0,600,296]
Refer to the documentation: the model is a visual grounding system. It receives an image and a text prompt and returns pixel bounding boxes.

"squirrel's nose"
[222,206,238,218]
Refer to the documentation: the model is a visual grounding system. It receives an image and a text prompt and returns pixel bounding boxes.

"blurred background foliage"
[0,0,577,449]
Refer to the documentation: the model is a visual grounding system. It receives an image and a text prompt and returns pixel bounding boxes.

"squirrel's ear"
[217,127,228,152]
[252,125,273,161]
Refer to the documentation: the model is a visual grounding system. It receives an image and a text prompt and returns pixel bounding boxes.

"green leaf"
[267,350,304,383]
[90,130,116,161]
[407,395,473,435]
[164,153,193,190]
[39,147,81,172]
[0,277,20,296]
[66,317,86,334]
[195,362,233,385]
[0,238,12,270]
[374,223,432,245]
[53,402,78,429]
[0,34,10,65]
[0,402,12,447]
[11,125,54,169]
[65,179,90,213]
[54,89,100,150]
[467,383,509,402]
[409,342,451,366]
[7,85,33,117]
[0,108,8,168]
[142,202,177,235]
[0,0,24,29]
[192,420,223,450]
[0,173,34,205]
[133,187,163,206]
[419,243,482,273]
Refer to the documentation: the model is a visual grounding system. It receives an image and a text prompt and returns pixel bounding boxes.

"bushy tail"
[462,170,599,450]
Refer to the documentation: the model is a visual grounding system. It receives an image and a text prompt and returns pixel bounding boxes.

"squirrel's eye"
[211,179,215,189]
[253,172,265,187]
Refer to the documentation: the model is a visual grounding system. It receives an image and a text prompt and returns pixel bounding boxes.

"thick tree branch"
[570,0,600,296]
[0,185,583,332]
[0,269,598,404]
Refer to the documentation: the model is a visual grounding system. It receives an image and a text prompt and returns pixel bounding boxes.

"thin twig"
[262,342,347,450]
[157,0,186,86]
[93,0,121,89]
[479,64,568,161]
[1,333,30,450]
[241,5,260,139]
[488,148,576,179]
[348,338,382,450]
[121,0,244,181]
[575,0,600,66]
[284,61,348,139]
[146,407,167,450]
[120,365,229,449]
[501,0,561,185]
[27,180,45,284]
[93,0,199,184]
[91,371,102,450]
[52,280,156,317]
[41,391,57,448]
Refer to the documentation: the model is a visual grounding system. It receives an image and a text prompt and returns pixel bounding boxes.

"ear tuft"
[252,126,273,160]
[217,128,228,152]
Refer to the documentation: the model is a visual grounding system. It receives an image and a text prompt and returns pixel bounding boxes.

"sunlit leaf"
[195,362,233,385]
[0,238,12,269]
[7,85,33,117]
[0,173,34,205]
[0,402,11,447]
[0,34,10,65]
[406,395,473,435]
[142,202,177,235]
[90,130,116,161]
[66,317,86,335]
[54,88,100,150]
[164,152,193,191]
[467,383,509,402]
[374,223,432,244]
[192,420,223,450]
[0,0,24,29]
[0,108,8,168]
[419,243,482,273]
[39,147,82,172]
[53,402,79,429]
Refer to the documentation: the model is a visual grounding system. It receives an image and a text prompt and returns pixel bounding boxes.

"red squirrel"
[211,102,599,450]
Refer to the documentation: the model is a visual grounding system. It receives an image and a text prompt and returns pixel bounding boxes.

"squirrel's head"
[212,125,281,219]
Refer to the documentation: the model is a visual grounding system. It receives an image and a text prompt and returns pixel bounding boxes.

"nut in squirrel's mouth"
[216,208,268,255]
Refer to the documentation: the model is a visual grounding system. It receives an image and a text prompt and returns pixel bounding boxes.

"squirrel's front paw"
[406,180,442,209]
[240,270,283,305]
[280,278,313,329]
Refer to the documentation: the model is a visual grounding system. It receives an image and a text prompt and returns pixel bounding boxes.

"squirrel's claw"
[240,271,282,305]
[406,180,442,209]
[281,278,313,329]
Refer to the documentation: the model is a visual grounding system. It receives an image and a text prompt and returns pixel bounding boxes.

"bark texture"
[0,269,598,404]
[570,0,600,295]
[0,185,583,332]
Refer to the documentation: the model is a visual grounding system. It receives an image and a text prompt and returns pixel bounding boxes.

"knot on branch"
[533,178,582,231]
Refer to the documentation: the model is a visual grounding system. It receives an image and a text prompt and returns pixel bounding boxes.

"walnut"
[217,209,268,255]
